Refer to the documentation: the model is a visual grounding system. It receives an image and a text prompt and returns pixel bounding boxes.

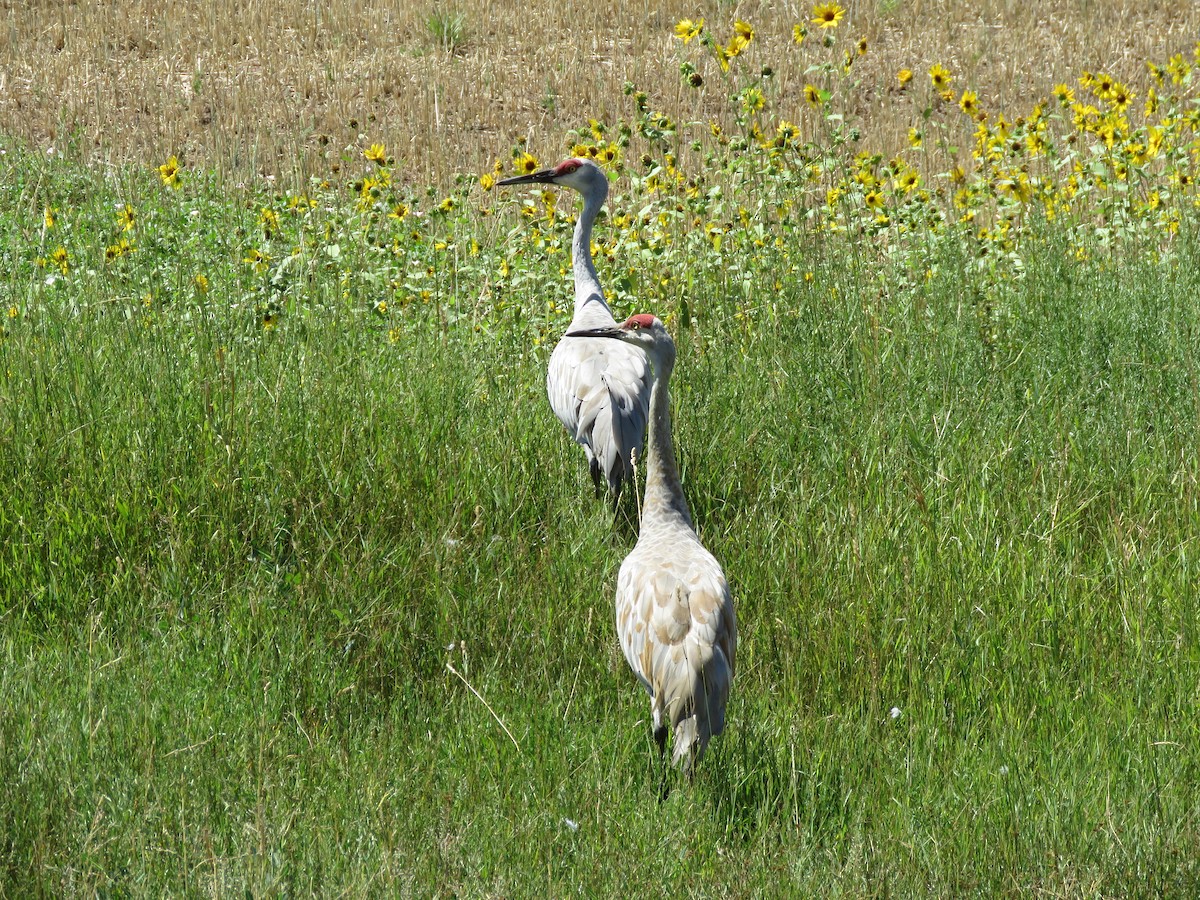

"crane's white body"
[502,159,651,499]
[569,316,737,769]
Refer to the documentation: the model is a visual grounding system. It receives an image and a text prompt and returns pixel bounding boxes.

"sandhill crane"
[498,158,651,504]
[566,314,736,772]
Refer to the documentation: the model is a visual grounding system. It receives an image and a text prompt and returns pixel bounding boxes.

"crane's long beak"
[497,168,558,186]
[565,325,625,339]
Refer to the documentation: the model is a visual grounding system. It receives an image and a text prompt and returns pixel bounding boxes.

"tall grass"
[2,141,1200,893]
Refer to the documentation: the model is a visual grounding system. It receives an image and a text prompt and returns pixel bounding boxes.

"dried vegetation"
[2,1,1198,185]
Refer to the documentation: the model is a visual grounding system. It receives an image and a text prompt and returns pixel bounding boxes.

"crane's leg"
[589,457,605,499]
[652,702,670,802]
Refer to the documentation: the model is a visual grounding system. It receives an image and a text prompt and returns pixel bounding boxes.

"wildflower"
[1167,53,1190,85]
[363,143,387,165]
[194,273,209,293]
[1109,84,1133,113]
[262,312,277,330]
[1146,61,1164,86]
[51,246,69,274]
[514,152,539,176]
[438,196,456,213]
[43,207,55,229]
[1052,83,1074,106]
[730,20,754,52]
[929,64,952,91]
[857,37,868,56]
[907,128,923,148]
[1092,72,1116,100]
[105,237,134,260]
[389,202,409,220]
[1145,87,1158,118]
[480,172,495,191]
[896,170,919,193]
[959,90,979,116]
[158,155,182,188]
[243,248,270,273]
[864,189,884,208]
[117,204,136,231]
[742,87,766,113]
[804,84,823,107]
[726,22,752,58]
[674,18,703,43]
[897,68,913,87]
[1147,126,1164,156]
[260,207,279,237]
[811,3,845,28]
[792,24,807,44]
[7,305,17,318]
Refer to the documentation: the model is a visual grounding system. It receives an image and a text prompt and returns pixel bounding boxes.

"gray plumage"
[567,314,737,771]
[499,158,651,500]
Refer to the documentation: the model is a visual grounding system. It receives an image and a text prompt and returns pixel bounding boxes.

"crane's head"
[497,157,608,199]
[566,313,675,371]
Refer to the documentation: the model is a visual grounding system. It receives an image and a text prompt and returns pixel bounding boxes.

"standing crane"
[566,314,737,772]
[498,158,651,504]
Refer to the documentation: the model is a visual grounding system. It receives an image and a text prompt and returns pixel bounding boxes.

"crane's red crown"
[554,158,587,176]
[624,314,657,330]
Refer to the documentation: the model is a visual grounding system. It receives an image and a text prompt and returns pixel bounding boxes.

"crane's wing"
[547,335,651,495]
[616,545,736,764]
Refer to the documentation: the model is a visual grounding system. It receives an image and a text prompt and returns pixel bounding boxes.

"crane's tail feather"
[667,640,733,770]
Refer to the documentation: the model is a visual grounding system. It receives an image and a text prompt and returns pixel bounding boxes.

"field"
[4,0,1200,895]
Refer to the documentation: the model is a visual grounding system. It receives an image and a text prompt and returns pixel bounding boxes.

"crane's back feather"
[615,532,737,768]
[547,302,651,495]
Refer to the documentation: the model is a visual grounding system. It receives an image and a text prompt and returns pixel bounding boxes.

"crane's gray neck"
[641,356,692,530]
[572,180,607,313]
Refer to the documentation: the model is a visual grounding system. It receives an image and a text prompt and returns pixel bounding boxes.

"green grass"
[2,145,1200,896]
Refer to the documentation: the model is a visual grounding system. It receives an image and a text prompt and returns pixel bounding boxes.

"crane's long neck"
[571,184,607,317]
[641,358,692,530]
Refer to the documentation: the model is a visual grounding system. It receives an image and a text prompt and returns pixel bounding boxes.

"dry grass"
[1,0,1197,186]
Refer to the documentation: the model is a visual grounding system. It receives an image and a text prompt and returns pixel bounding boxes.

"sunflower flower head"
[811,3,845,29]
[158,155,182,189]
[514,152,539,176]
[674,18,703,43]
[363,143,388,166]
